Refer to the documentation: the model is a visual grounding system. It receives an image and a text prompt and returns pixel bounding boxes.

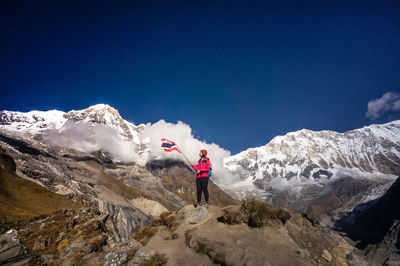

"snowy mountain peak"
[0,104,144,143]
[64,104,124,125]
[0,109,66,133]
[63,104,143,143]
[87,103,113,110]
[225,120,400,188]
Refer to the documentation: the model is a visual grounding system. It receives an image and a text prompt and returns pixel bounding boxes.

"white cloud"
[366,92,400,120]
[45,121,141,162]
[44,119,240,185]
[138,120,240,185]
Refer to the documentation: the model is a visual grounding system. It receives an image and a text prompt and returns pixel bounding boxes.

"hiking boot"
[205,203,209,208]
[194,203,198,208]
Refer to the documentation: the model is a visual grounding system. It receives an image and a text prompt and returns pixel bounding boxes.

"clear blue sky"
[1,1,400,154]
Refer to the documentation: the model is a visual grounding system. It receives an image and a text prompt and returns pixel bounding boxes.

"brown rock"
[322,249,332,262]
[32,237,46,252]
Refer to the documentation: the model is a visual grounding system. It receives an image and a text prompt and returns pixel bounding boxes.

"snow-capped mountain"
[2,104,400,186]
[0,107,237,243]
[0,109,66,133]
[223,121,400,225]
[63,104,144,143]
[224,121,400,187]
[0,104,144,143]
[2,104,400,225]
[0,104,231,171]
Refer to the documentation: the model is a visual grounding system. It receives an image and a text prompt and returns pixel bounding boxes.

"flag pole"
[161,138,195,172]
[174,143,194,169]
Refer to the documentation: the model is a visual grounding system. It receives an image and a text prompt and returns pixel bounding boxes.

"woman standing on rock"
[192,149,212,208]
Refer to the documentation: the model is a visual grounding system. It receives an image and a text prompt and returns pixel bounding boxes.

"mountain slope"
[225,120,400,185]
[0,109,65,133]
[62,104,144,143]
[0,104,143,141]
[224,120,400,224]
[0,105,237,237]
[0,147,82,222]
[336,176,400,264]
[0,129,236,241]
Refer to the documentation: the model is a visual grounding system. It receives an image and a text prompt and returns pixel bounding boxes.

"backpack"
[199,157,212,177]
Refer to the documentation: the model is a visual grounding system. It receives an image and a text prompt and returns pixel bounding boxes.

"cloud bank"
[138,120,240,184]
[366,92,400,119]
[45,121,141,162]
[45,119,240,185]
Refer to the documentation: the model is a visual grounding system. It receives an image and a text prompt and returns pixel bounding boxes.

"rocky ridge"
[336,176,400,265]
[224,120,400,224]
[225,121,400,182]
[62,104,144,143]
[0,104,144,142]
[131,201,366,266]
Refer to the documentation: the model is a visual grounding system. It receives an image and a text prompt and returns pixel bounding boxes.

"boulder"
[0,229,31,265]
[181,206,208,225]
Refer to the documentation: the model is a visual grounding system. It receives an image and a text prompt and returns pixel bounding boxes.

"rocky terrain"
[0,131,236,242]
[128,200,367,265]
[0,140,236,265]
[0,143,366,265]
[336,176,400,265]
[0,199,368,265]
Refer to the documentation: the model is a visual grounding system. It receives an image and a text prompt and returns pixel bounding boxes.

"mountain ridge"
[2,104,400,172]
[223,119,400,213]
[1,104,400,225]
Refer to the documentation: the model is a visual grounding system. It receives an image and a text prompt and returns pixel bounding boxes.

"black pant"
[196,177,209,204]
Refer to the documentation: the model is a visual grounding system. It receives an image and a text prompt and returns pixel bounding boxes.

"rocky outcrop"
[1,207,127,265]
[336,177,400,265]
[180,205,209,225]
[98,201,151,242]
[306,177,387,224]
[0,230,30,265]
[133,201,367,265]
[365,220,400,265]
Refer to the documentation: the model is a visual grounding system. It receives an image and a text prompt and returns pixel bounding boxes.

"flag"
[161,138,181,152]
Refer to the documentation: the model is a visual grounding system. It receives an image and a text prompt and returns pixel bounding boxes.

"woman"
[192,149,211,207]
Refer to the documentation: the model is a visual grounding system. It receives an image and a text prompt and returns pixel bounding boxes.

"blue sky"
[1,1,400,154]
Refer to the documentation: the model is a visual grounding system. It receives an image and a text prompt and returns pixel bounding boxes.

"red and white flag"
[161,138,181,152]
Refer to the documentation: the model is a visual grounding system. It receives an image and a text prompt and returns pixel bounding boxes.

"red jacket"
[192,157,211,178]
